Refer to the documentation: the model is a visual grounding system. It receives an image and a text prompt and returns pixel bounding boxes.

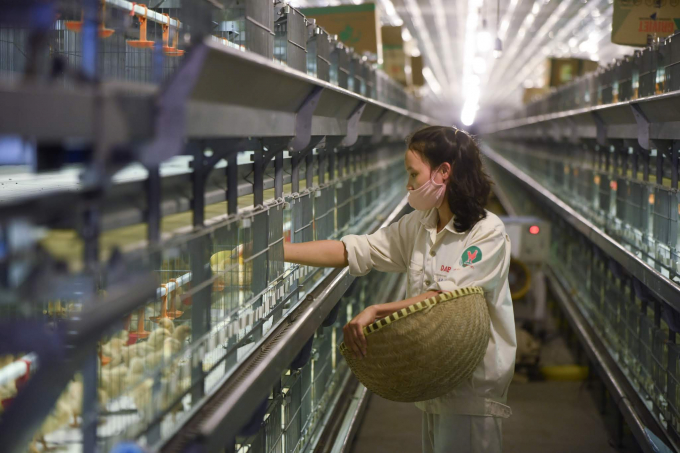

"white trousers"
[422,413,503,453]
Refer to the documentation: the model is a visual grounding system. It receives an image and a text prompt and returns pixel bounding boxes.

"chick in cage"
[43,300,77,319]
[210,244,253,291]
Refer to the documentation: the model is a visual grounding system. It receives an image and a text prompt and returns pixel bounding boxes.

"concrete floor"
[350,380,618,453]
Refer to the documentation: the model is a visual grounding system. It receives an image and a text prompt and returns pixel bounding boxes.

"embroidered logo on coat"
[460,246,482,267]
[440,265,452,273]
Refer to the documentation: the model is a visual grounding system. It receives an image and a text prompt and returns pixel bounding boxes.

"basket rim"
[362,286,484,337]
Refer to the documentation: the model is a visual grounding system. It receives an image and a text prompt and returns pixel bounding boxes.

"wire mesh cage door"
[268,201,285,286]
[275,6,306,72]
[309,27,330,82]
[351,172,366,225]
[282,370,303,453]
[336,179,352,236]
[313,187,334,241]
[653,188,678,267]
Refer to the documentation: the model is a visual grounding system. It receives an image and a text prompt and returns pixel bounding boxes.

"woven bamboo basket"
[339,287,490,402]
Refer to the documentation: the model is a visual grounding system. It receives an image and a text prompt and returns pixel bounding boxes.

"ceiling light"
[493,37,503,59]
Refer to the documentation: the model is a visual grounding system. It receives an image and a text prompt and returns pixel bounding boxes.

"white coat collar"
[419,209,465,235]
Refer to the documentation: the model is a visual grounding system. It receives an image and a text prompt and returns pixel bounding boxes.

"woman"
[283,126,516,453]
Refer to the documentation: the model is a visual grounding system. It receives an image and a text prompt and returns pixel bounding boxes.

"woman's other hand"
[343,305,378,359]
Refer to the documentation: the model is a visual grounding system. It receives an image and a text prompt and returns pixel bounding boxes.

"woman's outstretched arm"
[283,240,349,268]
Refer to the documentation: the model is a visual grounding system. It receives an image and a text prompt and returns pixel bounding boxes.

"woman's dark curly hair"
[406,126,492,233]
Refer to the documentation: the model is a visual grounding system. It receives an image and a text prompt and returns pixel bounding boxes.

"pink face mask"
[408,166,446,211]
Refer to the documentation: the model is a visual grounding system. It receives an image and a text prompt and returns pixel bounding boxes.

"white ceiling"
[290,0,637,126]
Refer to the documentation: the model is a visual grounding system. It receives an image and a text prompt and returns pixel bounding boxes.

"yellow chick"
[66,381,83,426]
[172,325,191,344]
[127,357,146,387]
[121,342,153,365]
[157,318,175,334]
[34,394,72,450]
[131,378,154,421]
[100,364,129,400]
[146,350,165,370]
[147,328,171,351]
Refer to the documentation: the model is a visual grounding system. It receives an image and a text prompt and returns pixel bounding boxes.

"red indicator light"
[529,225,540,235]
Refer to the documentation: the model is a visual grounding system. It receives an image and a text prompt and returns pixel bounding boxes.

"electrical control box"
[499,216,551,264]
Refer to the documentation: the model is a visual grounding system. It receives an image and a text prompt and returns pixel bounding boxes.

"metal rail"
[481,143,680,308]
[107,0,181,28]
[480,90,680,147]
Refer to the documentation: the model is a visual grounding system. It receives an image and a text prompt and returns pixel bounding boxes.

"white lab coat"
[341,208,516,452]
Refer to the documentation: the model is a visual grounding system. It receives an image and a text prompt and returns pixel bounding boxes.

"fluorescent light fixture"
[493,37,503,59]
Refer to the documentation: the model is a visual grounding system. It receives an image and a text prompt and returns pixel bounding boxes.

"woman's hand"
[343,305,379,359]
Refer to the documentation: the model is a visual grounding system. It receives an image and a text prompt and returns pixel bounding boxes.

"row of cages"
[0,0,416,111]
[487,158,680,447]
[522,31,680,117]
[489,140,680,286]
[234,273,396,453]
[0,149,407,452]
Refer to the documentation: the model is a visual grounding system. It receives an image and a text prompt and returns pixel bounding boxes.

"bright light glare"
[382,0,398,16]
[473,56,487,74]
[402,28,413,42]
[411,47,421,57]
[477,31,493,52]
[461,102,477,126]
[422,67,442,94]
[532,2,540,14]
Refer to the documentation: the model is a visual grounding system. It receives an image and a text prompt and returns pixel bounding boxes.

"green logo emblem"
[460,246,482,267]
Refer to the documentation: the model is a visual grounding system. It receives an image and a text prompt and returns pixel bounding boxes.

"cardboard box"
[301,4,382,60]
[382,26,403,46]
[383,46,412,86]
[545,58,600,88]
[612,1,680,47]
[523,87,549,105]
[411,55,424,86]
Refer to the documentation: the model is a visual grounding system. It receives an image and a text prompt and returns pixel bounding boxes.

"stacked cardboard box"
[381,25,412,86]
[522,87,550,105]
[612,0,680,47]
[545,58,599,88]
[301,3,382,61]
